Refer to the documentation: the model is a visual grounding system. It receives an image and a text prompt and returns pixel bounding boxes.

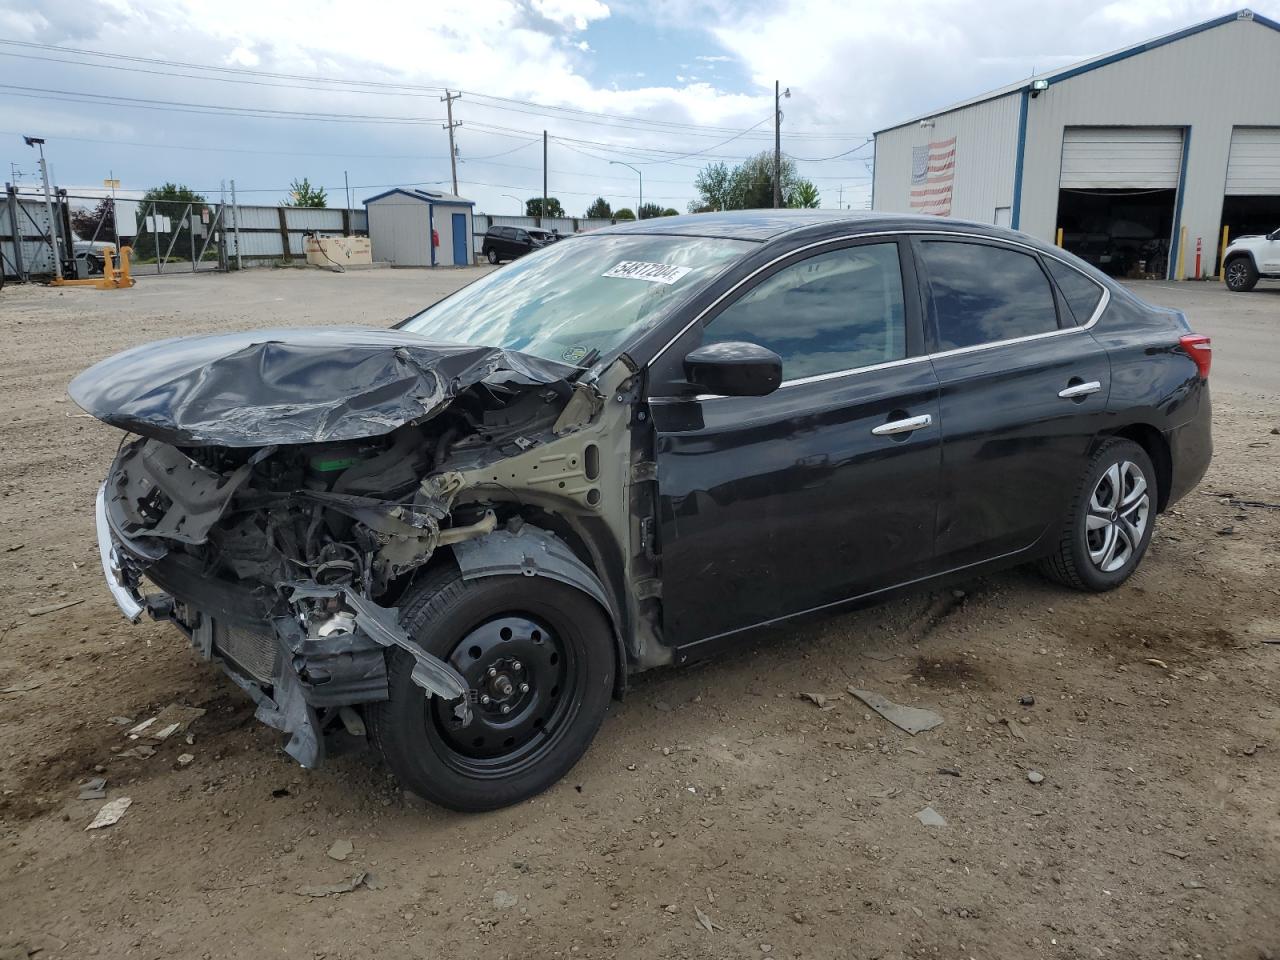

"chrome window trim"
[645,229,1111,404]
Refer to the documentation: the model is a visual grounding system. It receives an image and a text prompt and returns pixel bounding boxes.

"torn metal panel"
[68,326,575,447]
[849,687,944,736]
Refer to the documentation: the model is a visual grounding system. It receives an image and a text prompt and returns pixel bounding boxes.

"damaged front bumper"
[94,480,468,769]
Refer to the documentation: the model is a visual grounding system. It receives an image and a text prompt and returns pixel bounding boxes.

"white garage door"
[1060,127,1184,189]
[1225,127,1280,195]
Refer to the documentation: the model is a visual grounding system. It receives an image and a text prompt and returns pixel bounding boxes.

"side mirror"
[683,341,783,397]
[1268,228,1280,242]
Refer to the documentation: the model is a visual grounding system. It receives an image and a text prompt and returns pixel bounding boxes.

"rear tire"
[1224,256,1258,292]
[368,565,615,812]
[1038,438,1156,592]
[485,248,499,265]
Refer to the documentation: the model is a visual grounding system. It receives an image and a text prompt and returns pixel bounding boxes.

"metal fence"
[4,183,636,280]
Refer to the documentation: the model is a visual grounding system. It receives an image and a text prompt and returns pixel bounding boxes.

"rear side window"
[703,242,906,380]
[918,241,1059,351]
[1045,257,1104,324]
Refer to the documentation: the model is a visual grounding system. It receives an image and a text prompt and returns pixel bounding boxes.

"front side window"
[1045,257,1105,324]
[402,234,752,366]
[918,241,1060,351]
[702,242,907,381]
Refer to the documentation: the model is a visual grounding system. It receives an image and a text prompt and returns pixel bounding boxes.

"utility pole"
[773,81,781,209]
[441,90,462,196]
[344,170,351,214]
[24,136,62,280]
[542,130,548,227]
[230,178,242,271]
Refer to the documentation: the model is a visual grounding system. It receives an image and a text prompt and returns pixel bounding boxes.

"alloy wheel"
[1085,460,1150,573]
[1225,260,1249,289]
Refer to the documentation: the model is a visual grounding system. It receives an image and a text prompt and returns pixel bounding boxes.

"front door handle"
[1058,380,1102,399]
[872,414,933,436]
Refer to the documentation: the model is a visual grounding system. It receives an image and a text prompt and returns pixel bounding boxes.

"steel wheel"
[1085,460,1150,573]
[429,614,577,778]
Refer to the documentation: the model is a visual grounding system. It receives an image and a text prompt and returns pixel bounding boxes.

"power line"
[0,38,872,141]
[0,84,446,124]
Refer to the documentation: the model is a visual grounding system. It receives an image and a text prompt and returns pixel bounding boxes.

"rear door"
[651,238,941,648]
[912,237,1112,570]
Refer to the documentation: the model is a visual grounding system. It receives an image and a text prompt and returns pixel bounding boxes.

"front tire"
[1039,438,1156,592]
[1224,256,1258,292]
[368,566,615,812]
[485,248,499,265]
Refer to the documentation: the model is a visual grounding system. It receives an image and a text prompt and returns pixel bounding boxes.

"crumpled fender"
[450,526,626,694]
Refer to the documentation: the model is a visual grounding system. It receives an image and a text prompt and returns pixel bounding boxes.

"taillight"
[1179,334,1211,379]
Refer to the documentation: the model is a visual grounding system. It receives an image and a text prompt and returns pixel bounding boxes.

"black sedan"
[73,210,1212,811]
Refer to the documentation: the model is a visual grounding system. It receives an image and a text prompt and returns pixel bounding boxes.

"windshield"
[402,233,753,365]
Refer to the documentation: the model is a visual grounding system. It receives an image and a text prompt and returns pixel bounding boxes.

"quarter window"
[1045,257,1104,324]
[703,243,907,380]
[918,241,1060,351]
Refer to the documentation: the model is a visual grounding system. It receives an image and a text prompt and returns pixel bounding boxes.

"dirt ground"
[0,268,1276,960]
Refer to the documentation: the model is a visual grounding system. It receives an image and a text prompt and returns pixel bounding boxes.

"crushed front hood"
[68,326,571,446]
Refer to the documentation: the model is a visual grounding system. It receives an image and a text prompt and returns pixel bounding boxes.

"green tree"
[287,177,328,207]
[690,161,732,212]
[690,153,819,212]
[788,180,821,209]
[71,198,116,242]
[585,197,612,219]
[637,202,665,220]
[614,207,636,221]
[526,197,566,219]
[135,183,208,260]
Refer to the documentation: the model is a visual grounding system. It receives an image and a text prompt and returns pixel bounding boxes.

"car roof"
[594,209,1025,243]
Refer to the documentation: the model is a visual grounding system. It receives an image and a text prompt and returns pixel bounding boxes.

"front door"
[451,213,469,266]
[650,238,941,648]
[911,236,1113,569]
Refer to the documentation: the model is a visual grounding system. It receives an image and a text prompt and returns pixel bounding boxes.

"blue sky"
[0,0,1258,217]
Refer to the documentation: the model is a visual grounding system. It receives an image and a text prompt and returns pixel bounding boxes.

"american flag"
[910,137,956,216]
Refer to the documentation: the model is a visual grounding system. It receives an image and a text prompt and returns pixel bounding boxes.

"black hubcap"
[430,615,572,771]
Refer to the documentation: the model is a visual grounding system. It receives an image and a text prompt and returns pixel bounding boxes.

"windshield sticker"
[561,346,589,364]
[602,261,693,285]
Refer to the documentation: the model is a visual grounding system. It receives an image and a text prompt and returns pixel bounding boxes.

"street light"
[609,160,642,218]
[23,135,62,280]
[502,193,524,214]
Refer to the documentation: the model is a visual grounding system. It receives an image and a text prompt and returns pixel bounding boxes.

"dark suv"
[481,226,556,264]
[74,210,1212,813]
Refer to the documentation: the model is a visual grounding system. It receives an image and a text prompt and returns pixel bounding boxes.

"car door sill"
[667,543,1035,665]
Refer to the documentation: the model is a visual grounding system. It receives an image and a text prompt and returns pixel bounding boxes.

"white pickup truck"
[1223,227,1280,292]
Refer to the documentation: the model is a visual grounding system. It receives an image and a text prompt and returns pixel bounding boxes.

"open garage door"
[1219,127,1280,273]
[1056,127,1184,278]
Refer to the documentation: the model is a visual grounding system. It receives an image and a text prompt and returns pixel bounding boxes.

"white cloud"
[696,54,732,62]
[531,0,611,30]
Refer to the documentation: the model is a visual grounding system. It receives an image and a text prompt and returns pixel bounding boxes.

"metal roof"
[875,8,1280,136]
[362,187,475,206]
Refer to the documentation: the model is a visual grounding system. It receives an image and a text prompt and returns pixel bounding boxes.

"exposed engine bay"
[75,328,664,768]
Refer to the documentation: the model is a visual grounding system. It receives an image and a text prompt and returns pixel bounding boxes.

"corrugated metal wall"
[1,193,58,277]
[873,16,1280,278]
[366,196,430,266]
[1018,17,1280,276]
[872,92,1021,225]
[227,206,368,261]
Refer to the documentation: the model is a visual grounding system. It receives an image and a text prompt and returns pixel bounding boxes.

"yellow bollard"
[1175,225,1187,280]
[1218,226,1229,281]
[1055,227,1064,247]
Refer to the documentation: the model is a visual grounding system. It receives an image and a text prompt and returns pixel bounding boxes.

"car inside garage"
[1055,127,1185,279]
[1218,126,1280,272]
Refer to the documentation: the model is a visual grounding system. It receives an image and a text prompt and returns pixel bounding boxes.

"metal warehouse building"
[364,188,475,267]
[872,9,1280,279]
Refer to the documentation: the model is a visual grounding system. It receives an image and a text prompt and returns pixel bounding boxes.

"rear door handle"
[1058,380,1102,399]
[872,414,933,436]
